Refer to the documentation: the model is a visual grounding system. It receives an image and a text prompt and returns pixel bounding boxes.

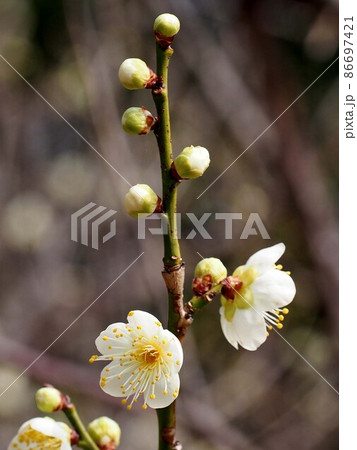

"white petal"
[99,361,131,398]
[8,418,71,450]
[127,310,163,336]
[252,269,296,310]
[160,329,183,371]
[219,307,239,350]
[29,417,69,442]
[246,243,285,272]
[95,322,130,355]
[232,309,267,351]
[146,373,180,409]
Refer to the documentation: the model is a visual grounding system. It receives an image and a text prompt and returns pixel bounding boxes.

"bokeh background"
[0,0,338,449]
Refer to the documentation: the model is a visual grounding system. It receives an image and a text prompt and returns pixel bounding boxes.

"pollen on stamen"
[150,394,156,399]
[282,308,289,314]
[102,336,108,341]
[277,323,283,329]
[121,399,127,404]
[89,355,98,363]
[128,311,135,317]
[113,328,118,333]
[142,404,148,410]
[167,352,172,357]
[127,405,132,410]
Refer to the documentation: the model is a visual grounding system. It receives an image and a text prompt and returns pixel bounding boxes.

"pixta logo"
[137,213,270,240]
[71,202,117,249]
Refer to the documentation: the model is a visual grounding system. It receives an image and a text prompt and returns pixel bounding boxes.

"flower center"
[221,266,259,320]
[221,276,243,300]
[142,344,161,364]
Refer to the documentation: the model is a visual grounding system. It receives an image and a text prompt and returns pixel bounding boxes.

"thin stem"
[152,42,181,267]
[63,404,99,450]
[186,284,223,312]
[152,42,183,450]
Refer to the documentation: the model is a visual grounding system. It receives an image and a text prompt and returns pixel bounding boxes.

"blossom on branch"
[91,310,183,410]
[220,243,296,351]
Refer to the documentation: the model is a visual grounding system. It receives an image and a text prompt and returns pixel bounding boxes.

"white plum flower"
[8,417,72,450]
[220,243,296,351]
[90,310,183,410]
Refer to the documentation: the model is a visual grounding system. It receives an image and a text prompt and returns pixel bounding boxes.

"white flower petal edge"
[220,307,267,351]
[8,417,71,450]
[91,310,183,410]
[251,269,296,311]
[246,243,285,272]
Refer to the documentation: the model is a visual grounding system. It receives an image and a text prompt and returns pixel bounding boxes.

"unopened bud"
[35,387,63,413]
[121,107,155,135]
[87,417,121,449]
[193,258,227,296]
[118,58,153,90]
[154,14,180,47]
[124,184,161,218]
[172,146,210,180]
[194,258,227,285]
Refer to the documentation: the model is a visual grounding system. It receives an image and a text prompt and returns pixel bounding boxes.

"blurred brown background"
[0,0,338,449]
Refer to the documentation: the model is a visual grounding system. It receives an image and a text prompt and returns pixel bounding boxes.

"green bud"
[118,58,151,90]
[154,13,180,38]
[173,146,210,179]
[35,387,63,413]
[88,417,121,448]
[124,184,160,218]
[194,258,227,284]
[121,107,155,135]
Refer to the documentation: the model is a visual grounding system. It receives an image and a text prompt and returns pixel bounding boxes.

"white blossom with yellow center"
[8,417,71,450]
[220,243,296,351]
[91,310,183,410]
